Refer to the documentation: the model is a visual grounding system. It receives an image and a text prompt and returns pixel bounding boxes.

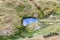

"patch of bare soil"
[45,35,60,40]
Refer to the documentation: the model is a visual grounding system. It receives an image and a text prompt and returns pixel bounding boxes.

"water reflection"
[23,18,39,26]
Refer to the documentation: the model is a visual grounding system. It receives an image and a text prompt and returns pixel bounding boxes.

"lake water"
[23,18,39,26]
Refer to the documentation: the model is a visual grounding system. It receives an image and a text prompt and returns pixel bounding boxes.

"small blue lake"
[23,18,39,26]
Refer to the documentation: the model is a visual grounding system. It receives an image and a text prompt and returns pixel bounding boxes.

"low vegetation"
[0,0,60,40]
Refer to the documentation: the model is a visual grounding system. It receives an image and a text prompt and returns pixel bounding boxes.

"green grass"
[0,0,60,40]
[22,24,60,38]
[37,24,60,35]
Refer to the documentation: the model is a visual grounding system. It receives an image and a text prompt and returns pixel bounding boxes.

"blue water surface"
[23,18,39,26]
